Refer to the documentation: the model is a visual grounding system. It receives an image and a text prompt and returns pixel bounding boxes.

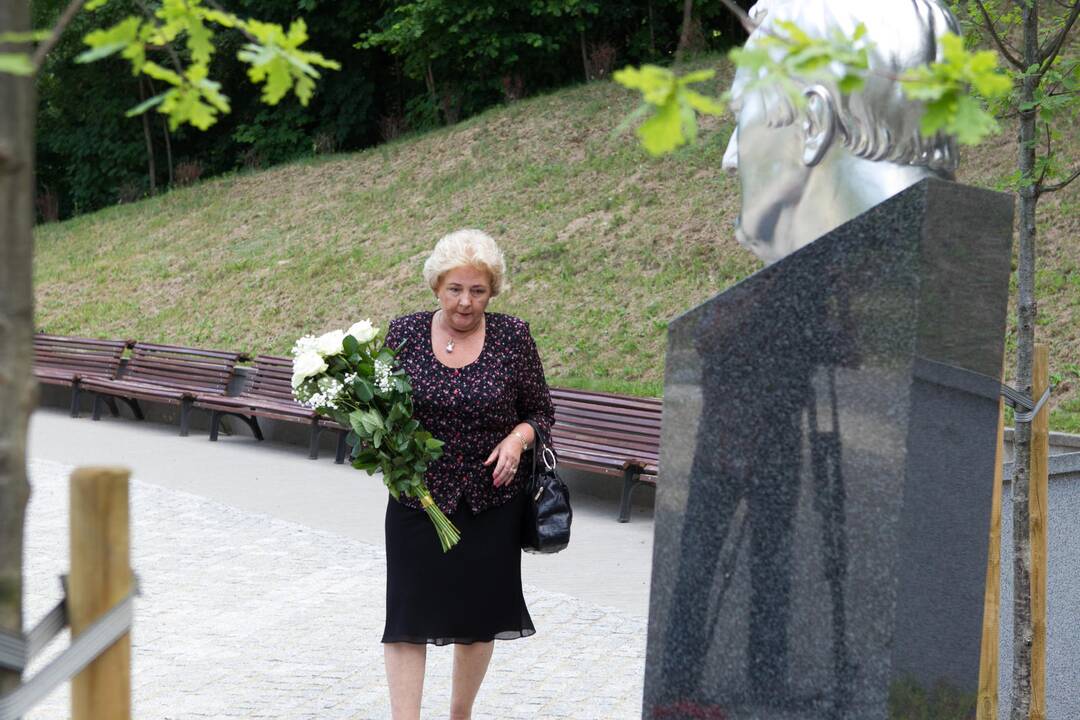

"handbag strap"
[524,419,549,477]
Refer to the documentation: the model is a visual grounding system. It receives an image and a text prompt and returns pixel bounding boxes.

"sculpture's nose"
[722,131,739,174]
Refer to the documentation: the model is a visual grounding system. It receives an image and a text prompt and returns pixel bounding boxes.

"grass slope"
[34,58,1080,430]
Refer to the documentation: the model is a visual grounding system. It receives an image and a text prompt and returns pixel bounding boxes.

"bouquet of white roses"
[291,320,460,552]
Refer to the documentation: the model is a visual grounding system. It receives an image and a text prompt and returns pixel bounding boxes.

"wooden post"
[977,372,1006,720]
[69,467,132,720]
[1029,345,1049,720]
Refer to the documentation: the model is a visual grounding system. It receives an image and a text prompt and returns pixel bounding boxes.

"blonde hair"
[423,229,508,296]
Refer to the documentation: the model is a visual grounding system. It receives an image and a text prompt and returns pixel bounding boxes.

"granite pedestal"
[643,179,1014,719]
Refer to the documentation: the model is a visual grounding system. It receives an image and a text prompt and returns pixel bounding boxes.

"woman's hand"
[484,436,524,487]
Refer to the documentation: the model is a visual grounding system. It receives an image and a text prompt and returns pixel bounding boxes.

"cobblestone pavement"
[24,458,647,719]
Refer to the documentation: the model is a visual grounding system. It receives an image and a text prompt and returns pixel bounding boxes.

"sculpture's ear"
[801,85,836,167]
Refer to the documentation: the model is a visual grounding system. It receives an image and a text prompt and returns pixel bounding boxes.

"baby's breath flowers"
[291,321,459,552]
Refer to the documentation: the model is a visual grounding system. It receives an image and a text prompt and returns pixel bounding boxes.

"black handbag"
[521,420,572,554]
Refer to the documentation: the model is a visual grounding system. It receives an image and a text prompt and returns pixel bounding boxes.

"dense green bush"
[32,0,751,221]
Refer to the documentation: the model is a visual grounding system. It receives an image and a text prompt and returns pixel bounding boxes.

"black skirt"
[382,490,535,646]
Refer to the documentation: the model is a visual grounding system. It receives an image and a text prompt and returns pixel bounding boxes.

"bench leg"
[69,384,81,418]
[114,396,143,420]
[618,468,641,523]
[91,393,103,421]
[308,421,322,460]
[334,430,348,465]
[209,410,222,441]
[179,398,193,437]
[210,412,262,441]
[104,396,121,417]
[246,415,264,441]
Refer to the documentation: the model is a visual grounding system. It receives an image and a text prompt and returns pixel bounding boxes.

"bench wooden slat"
[547,386,663,522]
[550,431,660,461]
[33,335,128,417]
[130,342,241,361]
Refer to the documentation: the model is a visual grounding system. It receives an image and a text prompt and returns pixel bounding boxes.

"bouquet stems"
[419,491,461,552]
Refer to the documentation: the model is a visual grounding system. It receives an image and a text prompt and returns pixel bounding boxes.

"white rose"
[314,329,346,357]
[291,351,328,389]
[346,319,379,344]
[291,334,319,357]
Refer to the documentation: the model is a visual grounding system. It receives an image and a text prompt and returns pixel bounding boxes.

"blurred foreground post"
[1029,346,1049,720]
[977,366,1006,720]
[69,467,131,720]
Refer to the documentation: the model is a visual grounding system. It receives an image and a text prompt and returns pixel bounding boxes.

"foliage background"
[31,0,754,219]
[32,60,1080,430]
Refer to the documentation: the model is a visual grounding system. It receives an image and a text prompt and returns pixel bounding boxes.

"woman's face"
[435,265,492,332]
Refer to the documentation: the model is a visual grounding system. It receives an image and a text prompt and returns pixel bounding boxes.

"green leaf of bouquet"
[343,335,360,355]
[350,408,382,435]
[372,429,384,448]
[388,402,407,424]
[353,378,374,402]
[425,437,445,450]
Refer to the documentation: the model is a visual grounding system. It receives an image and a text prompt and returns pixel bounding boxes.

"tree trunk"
[676,0,694,62]
[0,0,36,698]
[647,0,656,56]
[424,62,442,125]
[161,118,173,185]
[580,27,589,82]
[147,77,173,185]
[1009,3,1041,719]
[139,77,156,195]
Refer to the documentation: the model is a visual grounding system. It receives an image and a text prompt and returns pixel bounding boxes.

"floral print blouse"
[385,311,555,515]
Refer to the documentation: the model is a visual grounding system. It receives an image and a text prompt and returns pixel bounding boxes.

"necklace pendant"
[445,338,455,354]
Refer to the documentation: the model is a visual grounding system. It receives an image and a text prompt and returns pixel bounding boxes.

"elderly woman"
[381,229,554,720]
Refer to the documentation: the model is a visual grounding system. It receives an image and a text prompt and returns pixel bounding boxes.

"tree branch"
[1039,0,1080,72]
[133,0,186,78]
[1042,165,1080,193]
[973,0,1025,69]
[204,0,258,44]
[31,0,87,73]
[717,0,759,36]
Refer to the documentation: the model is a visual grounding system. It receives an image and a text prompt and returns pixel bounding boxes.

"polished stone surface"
[644,179,1014,719]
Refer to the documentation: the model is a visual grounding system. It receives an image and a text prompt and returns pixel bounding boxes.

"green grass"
[33,56,1080,424]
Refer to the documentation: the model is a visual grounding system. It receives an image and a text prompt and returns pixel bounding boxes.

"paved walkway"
[23,409,653,719]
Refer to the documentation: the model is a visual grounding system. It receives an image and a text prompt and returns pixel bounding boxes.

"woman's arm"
[513,321,554,446]
[485,320,554,487]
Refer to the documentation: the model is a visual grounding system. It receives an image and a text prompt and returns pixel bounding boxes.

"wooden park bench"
[193,354,342,460]
[80,342,242,436]
[548,387,662,523]
[33,334,130,417]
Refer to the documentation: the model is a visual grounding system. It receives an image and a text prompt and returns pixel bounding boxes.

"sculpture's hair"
[423,229,508,296]
[737,0,959,174]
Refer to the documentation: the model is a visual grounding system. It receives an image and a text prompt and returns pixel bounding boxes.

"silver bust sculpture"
[723,0,960,264]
